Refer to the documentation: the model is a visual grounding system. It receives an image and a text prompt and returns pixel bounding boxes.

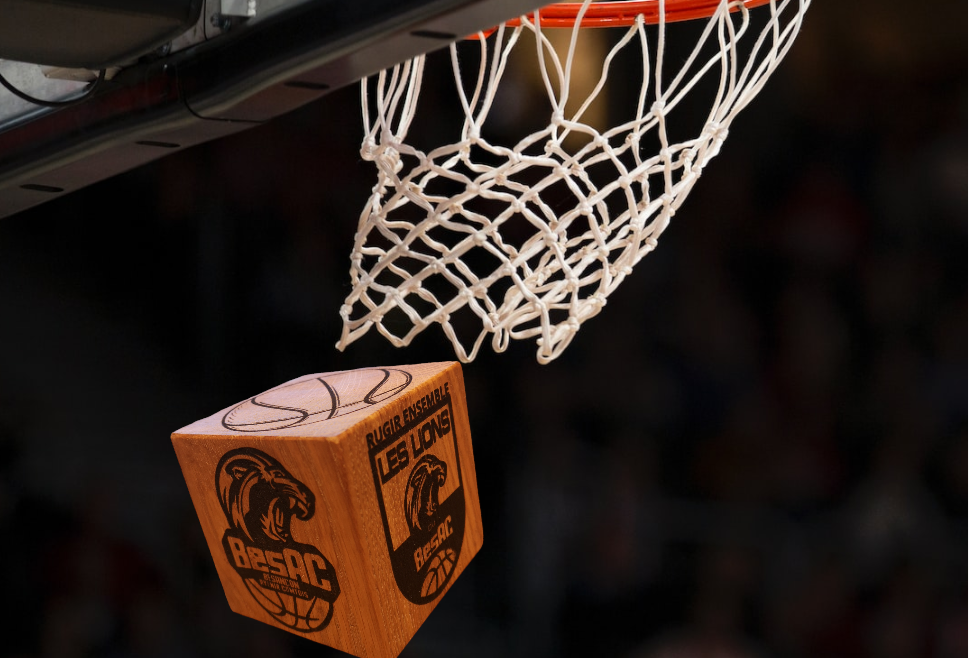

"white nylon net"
[338,0,809,363]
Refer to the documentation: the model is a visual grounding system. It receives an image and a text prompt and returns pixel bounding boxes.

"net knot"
[376,148,402,173]
[545,139,559,155]
[360,139,377,159]
[706,121,728,140]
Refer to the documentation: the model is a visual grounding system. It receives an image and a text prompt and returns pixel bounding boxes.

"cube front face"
[172,362,483,658]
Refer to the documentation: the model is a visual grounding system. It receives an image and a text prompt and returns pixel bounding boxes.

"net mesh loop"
[339,0,809,363]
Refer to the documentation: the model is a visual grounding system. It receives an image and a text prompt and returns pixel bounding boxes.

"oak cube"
[172,362,482,658]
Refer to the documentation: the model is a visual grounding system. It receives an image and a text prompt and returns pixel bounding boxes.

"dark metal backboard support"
[0,0,548,219]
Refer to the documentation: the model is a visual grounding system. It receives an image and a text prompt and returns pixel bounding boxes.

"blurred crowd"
[0,0,966,657]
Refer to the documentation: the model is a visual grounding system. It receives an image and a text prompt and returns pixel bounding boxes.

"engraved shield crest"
[368,388,466,604]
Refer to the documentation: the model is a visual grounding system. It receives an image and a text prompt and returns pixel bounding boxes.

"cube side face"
[171,434,370,652]
[171,362,482,658]
[346,362,484,648]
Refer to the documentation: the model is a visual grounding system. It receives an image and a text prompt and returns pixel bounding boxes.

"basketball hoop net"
[339,0,809,363]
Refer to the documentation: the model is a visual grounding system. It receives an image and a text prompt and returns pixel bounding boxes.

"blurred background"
[0,0,967,657]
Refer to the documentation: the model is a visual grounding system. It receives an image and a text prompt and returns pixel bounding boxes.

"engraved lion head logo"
[404,454,447,536]
[216,448,315,548]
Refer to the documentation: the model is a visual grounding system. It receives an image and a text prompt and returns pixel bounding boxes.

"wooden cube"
[171,362,482,658]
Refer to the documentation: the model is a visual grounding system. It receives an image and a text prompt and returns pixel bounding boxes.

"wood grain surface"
[172,362,483,658]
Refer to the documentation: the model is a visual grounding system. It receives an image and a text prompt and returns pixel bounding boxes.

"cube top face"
[171,362,482,658]
[174,361,457,440]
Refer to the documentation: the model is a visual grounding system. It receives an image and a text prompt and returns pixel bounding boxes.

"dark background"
[0,1,967,657]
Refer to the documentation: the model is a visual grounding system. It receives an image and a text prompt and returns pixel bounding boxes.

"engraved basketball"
[223,368,412,432]
[244,578,334,632]
[421,547,457,598]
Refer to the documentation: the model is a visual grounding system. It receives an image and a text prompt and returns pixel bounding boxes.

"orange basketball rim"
[506,0,773,28]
